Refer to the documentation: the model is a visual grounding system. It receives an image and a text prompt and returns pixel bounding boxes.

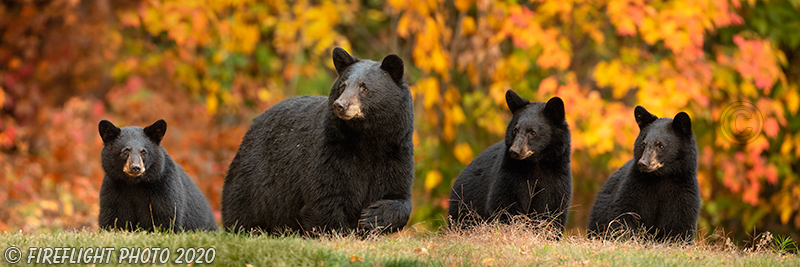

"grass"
[1,223,798,266]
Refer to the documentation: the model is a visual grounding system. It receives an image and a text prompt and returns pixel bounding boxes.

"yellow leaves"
[257,88,272,102]
[453,143,474,165]
[417,78,440,109]
[454,0,473,12]
[461,17,476,36]
[413,247,429,255]
[349,254,364,262]
[538,0,573,22]
[785,87,800,115]
[301,1,341,54]
[481,257,494,264]
[780,133,793,157]
[206,94,219,115]
[425,170,443,191]
[388,0,407,12]
[593,60,634,99]
[397,14,412,38]
[536,35,571,70]
[367,9,387,22]
[40,200,59,212]
[410,17,452,79]
[779,193,793,224]
[0,87,5,108]
[606,0,649,36]
[450,105,466,125]
[228,22,260,54]
[212,51,227,65]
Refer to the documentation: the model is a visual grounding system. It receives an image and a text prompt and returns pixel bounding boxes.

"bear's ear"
[98,120,121,144]
[634,105,658,130]
[505,89,529,114]
[381,54,404,84]
[144,119,167,145]
[332,47,358,76]
[672,112,693,136]
[544,97,565,123]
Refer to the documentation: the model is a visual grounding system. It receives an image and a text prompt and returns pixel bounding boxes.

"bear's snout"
[508,135,534,160]
[333,100,348,115]
[123,154,145,177]
[332,99,362,120]
[637,148,663,173]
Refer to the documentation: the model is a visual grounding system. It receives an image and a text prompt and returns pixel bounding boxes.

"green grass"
[1,224,798,266]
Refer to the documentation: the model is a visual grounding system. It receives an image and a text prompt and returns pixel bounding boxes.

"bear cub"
[449,90,572,232]
[222,47,414,235]
[98,119,217,231]
[587,106,700,242]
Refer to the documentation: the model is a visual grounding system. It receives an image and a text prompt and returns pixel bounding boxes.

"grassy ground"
[1,224,798,266]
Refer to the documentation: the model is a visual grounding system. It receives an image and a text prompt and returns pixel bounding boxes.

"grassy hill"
[1,224,797,266]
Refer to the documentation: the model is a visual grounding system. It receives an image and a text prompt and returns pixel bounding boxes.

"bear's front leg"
[358,198,412,233]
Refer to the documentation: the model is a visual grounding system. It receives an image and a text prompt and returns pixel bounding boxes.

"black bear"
[222,47,414,234]
[449,90,572,232]
[98,119,217,232]
[587,106,699,242]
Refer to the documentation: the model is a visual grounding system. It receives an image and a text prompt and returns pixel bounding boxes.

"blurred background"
[0,0,798,242]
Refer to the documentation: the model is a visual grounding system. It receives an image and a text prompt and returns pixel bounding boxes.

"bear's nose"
[130,165,142,173]
[333,100,348,113]
[508,148,521,159]
[637,159,648,170]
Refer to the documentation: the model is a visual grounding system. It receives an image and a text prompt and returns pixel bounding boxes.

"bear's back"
[450,141,505,220]
[222,95,334,231]
[231,95,328,178]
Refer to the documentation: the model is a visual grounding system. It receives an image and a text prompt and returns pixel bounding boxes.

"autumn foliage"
[1,0,798,240]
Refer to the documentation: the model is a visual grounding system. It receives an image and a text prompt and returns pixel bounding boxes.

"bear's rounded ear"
[672,112,693,136]
[332,47,358,76]
[380,54,404,84]
[505,89,529,114]
[144,119,167,145]
[544,96,565,123]
[634,105,658,130]
[98,120,121,144]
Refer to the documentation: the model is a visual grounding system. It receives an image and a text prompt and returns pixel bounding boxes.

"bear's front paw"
[358,201,389,231]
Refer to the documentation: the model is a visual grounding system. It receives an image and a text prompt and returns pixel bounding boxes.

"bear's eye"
[658,143,664,150]
[140,149,147,155]
[528,130,536,137]
[361,85,369,93]
[642,141,647,147]
[513,128,519,135]
[122,148,130,155]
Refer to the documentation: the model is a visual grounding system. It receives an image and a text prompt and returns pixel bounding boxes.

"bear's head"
[503,90,569,162]
[327,47,412,133]
[98,119,167,183]
[632,106,697,175]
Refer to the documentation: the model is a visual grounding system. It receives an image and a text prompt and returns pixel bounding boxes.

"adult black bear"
[98,119,217,232]
[222,47,413,234]
[587,106,699,242]
[449,90,572,232]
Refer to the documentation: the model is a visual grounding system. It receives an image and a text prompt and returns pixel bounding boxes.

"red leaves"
[731,35,783,91]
